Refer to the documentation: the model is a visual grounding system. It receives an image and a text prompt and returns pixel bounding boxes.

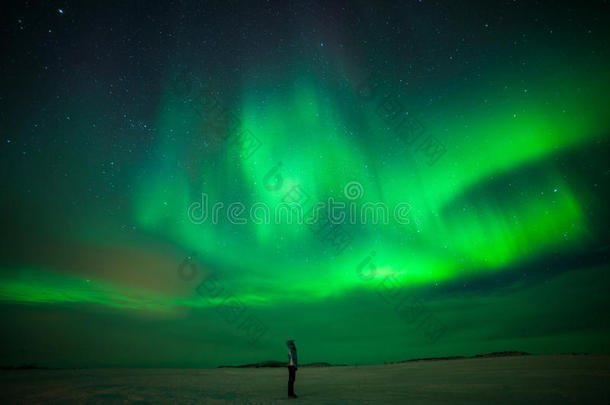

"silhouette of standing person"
[286,339,298,398]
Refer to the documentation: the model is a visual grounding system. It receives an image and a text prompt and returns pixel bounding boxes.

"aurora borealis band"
[1,1,609,368]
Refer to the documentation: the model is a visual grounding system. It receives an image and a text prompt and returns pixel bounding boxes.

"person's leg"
[288,366,296,397]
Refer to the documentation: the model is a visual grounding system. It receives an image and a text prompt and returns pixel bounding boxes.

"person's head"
[286,339,296,349]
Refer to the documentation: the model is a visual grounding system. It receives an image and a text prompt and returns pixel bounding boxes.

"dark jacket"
[286,340,298,369]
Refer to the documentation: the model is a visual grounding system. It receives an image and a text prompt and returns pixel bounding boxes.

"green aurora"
[1,1,609,368]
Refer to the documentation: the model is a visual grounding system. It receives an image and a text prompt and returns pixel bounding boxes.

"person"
[286,339,298,398]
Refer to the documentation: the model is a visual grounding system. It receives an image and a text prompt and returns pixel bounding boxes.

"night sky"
[1,1,609,368]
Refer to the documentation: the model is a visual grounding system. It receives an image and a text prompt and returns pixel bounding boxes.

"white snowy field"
[1,354,609,404]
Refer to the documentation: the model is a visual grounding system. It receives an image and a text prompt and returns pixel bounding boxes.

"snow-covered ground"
[2,355,608,404]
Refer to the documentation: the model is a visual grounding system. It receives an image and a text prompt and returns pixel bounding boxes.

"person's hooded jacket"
[286,340,298,369]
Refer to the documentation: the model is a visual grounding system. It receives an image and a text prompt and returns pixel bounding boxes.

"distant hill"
[394,351,532,364]
[218,352,540,369]
[218,361,346,368]
[218,361,285,368]
[1,364,50,370]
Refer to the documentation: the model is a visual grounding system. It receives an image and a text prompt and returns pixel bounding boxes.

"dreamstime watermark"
[187,181,412,226]
[176,253,268,345]
[261,162,354,256]
[172,68,263,162]
[355,252,446,344]
[356,71,447,166]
